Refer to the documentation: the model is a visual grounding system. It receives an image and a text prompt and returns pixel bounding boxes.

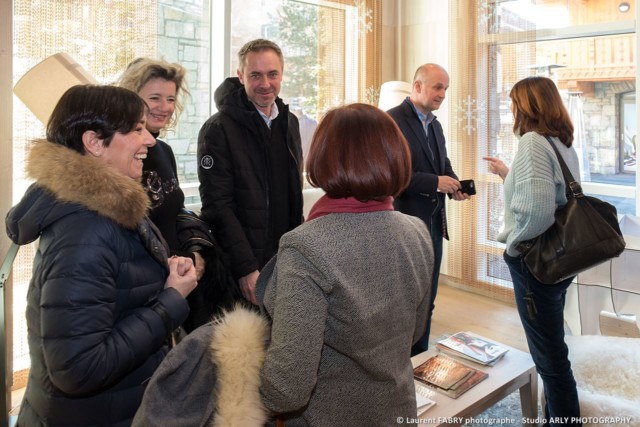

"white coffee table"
[410,342,538,426]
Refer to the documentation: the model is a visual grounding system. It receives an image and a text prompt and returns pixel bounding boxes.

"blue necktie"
[422,119,435,161]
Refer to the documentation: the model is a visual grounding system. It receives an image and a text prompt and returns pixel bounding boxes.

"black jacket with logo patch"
[197,77,303,279]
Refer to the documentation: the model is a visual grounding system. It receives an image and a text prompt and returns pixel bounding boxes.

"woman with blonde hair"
[119,58,240,332]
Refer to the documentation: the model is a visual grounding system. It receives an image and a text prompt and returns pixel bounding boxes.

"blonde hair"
[118,58,190,133]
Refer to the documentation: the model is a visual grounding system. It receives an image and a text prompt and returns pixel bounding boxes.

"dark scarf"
[307,194,394,221]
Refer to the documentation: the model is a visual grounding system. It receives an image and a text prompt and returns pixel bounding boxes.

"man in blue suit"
[387,63,470,355]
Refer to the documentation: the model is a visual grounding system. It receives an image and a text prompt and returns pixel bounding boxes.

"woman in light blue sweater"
[484,76,582,426]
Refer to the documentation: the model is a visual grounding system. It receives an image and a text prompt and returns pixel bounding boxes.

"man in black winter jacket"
[197,39,303,305]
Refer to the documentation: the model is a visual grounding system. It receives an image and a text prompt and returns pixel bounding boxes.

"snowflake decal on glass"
[353,0,373,39]
[477,0,499,34]
[364,85,379,106]
[457,94,486,136]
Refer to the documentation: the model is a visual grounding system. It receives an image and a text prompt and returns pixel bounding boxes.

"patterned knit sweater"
[497,131,581,256]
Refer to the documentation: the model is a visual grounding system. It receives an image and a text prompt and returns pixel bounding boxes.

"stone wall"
[583,81,635,175]
[157,0,210,191]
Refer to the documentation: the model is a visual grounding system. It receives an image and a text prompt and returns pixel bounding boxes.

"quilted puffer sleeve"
[37,216,188,395]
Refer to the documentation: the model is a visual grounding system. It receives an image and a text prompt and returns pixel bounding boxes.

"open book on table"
[413,354,488,399]
[436,331,509,366]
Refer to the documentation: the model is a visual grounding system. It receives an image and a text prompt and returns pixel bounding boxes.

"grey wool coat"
[257,210,433,426]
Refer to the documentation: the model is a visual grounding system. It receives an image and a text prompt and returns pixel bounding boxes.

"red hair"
[306,103,411,201]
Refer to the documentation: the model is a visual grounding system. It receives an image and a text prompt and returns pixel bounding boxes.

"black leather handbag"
[517,136,626,285]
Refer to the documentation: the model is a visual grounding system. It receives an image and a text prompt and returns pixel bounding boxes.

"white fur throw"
[566,335,640,427]
[210,305,271,427]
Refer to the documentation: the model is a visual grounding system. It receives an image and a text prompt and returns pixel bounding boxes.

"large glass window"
[621,91,636,173]
[446,0,636,296]
[226,0,381,164]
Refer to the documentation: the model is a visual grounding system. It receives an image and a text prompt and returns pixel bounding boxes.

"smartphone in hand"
[448,179,476,198]
[460,179,476,195]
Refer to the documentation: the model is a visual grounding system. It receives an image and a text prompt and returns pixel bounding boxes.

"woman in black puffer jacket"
[118,58,242,332]
[5,85,198,426]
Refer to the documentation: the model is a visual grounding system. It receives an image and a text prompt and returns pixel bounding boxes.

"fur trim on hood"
[131,306,270,427]
[26,140,150,229]
[210,305,270,427]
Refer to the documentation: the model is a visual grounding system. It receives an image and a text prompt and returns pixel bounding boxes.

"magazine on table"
[414,382,436,416]
[413,354,488,399]
[436,331,509,365]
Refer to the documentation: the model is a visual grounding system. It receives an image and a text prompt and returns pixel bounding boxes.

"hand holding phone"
[460,179,476,195]
[448,179,476,199]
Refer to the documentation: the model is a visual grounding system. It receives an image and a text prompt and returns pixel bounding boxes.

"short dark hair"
[510,76,574,147]
[306,103,412,201]
[237,39,284,72]
[46,84,147,154]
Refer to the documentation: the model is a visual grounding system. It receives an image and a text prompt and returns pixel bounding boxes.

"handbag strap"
[543,135,582,200]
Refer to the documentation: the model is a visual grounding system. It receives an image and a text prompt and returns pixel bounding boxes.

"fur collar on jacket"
[210,306,270,427]
[26,140,150,230]
[131,306,270,427]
